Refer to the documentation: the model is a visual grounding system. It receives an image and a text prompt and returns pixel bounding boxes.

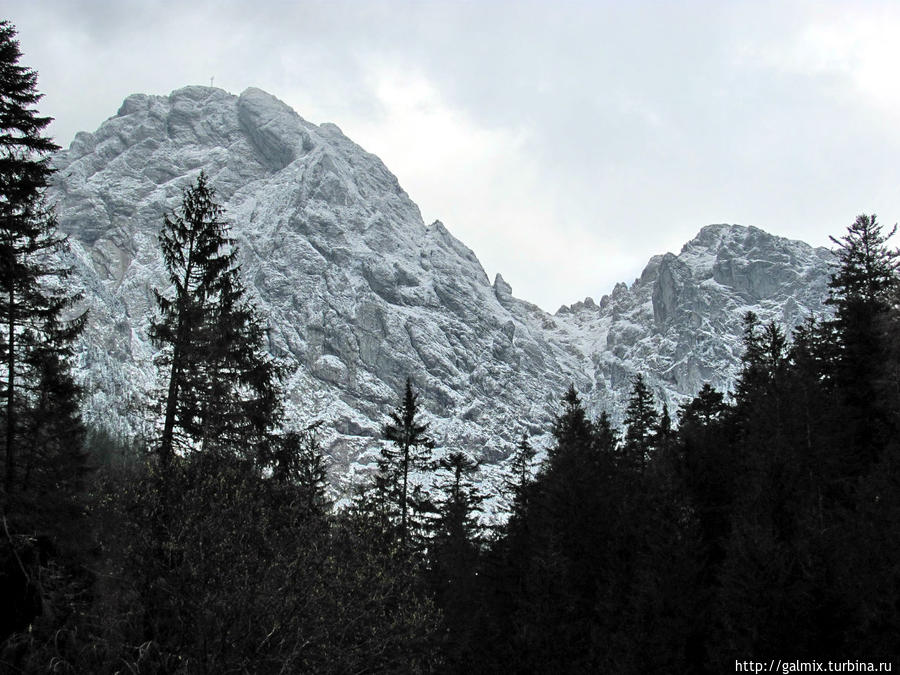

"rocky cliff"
[49,86,834,495]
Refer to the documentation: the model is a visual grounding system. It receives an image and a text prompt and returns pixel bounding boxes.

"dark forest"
[2,19,899,674]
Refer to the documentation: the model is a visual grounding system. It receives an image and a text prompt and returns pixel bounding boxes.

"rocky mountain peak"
[493,273,513,299]
[49,86,835,499]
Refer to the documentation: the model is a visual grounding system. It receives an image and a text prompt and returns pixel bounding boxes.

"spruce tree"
[621,374,658,471]
[677,383,727,428]
[822,214,899,470]
[0,20,85,516]
[151,173,283,466]
[379,377,434,549]
[550,384,594,460]
[827,214,899,310]
[272,423,331,519]
[0,22,88,652]
[432,451,483,575]
[591,411,619,464]
[654,403,673,445]
[434,451,484,548]
[430,450,484,663]
[822,214,898,392]
[0,21,57,203]
[16,348,87,540]
[505,432,537,512]
[736,312,787,401]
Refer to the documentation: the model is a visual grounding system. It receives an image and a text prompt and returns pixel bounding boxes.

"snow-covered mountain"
[49,86,833,492]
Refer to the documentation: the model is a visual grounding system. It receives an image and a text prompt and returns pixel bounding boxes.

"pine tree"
[434,451,484,548]
[407,482,440,555]
[545,385,612,505]
[788,316,826,383]
[0,21,57,204]
[16,348,87,539]
[736,312,787,401]
[621,374,658,472]
[272,423,331,519]
[677,383,727,428]
[654,403,673,445]
[822,214,898,394]
[496,388,630,671]
[785,317,832,471]
[827,214,899,311]
[550,384,594,459]
[379,377,434,549]
[821,214,899,470]
[505,432,537,511]
[0,20,85,515]
[150,173,283,466]
[430,450,484,663]
[590,411,619,470]
[0,22,88,652]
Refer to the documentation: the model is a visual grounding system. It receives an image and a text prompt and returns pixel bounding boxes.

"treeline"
[436,216,900,672]
[3,17,900,674]
[468,211,900,671]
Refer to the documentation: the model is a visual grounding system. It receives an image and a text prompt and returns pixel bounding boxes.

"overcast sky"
[7,1,900,311]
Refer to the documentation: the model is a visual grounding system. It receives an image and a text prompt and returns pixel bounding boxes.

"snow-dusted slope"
[553,223,832,416]
[49,86,833,492]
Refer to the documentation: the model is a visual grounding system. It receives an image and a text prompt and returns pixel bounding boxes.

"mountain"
[48,86,833,495]
[554,223,832,416]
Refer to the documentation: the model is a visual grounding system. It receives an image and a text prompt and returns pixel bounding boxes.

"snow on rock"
[49,87,834,504]
[554,223,832,416]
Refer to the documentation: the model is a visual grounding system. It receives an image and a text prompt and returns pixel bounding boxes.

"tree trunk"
[159,347,181,468]
[158,231,197,467]
[401,441,409,549]
[4,285,14,506]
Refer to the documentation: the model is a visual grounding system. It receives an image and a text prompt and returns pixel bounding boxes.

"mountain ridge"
[48,86,833,495]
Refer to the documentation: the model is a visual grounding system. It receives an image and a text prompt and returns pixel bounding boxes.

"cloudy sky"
[7,1,900,311]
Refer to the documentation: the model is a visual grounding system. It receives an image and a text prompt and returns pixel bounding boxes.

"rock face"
[555,224,832,419]
[50,86,833,494]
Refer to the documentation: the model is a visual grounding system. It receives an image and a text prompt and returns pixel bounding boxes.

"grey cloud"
[4,0,899,310]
